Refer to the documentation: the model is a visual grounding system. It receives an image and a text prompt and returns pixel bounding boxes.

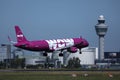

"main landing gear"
[59,52,63,56]
[59,50,64,56]
[43,52,48,56]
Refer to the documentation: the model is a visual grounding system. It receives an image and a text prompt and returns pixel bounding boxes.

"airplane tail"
[15,26,28,42]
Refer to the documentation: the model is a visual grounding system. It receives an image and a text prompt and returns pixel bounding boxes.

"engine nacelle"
[67,47,78,53]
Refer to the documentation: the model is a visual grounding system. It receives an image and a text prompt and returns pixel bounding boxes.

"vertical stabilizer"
[15,26,27,42]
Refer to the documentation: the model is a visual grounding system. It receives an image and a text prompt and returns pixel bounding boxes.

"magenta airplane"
[9,26,89,56]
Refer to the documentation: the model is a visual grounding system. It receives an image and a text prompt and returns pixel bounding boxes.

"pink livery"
[10,26,89,55]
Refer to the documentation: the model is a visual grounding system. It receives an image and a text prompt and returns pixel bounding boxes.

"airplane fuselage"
[14,38,88,52]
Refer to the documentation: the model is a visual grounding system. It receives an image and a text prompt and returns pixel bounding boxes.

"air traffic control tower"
[95,15,108,61]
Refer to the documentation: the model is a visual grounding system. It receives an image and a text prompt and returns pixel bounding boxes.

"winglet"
[8,36,17,44]
[8,36,11,42]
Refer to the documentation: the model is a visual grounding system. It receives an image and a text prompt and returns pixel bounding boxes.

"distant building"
[104,52,120,59]
[95,52,120,69]
[25,58,46,66]
[0,46,7,61]
[104,52,120,63]
[66,47,98,66]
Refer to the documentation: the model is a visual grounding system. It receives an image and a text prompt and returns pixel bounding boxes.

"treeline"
[0,57,81,69]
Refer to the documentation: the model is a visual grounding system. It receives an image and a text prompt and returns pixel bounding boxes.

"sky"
[0,0,120,52]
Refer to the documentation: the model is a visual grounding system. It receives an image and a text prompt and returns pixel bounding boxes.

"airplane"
[9,26,89,56]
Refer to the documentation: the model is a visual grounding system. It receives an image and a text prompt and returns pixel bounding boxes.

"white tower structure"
[95,15,108,61]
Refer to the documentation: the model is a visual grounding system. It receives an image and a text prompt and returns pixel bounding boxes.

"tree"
[74,57,81,68]
[11,58,25,68]
[67,57,81,68]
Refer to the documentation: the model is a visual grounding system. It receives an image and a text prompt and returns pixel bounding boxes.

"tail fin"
[15,26,27,42]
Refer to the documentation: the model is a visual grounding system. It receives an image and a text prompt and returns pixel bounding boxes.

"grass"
[0,71,120,80]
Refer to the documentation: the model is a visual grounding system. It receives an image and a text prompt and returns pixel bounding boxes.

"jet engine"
[67,47,78,53]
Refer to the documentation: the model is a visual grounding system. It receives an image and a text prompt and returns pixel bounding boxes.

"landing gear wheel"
[43,52,48,56]
[79,51,82,54]
[59,53,63,56]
